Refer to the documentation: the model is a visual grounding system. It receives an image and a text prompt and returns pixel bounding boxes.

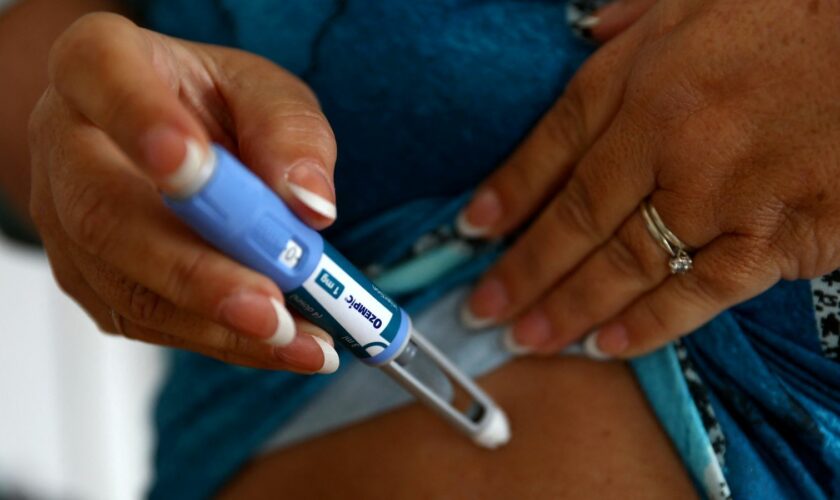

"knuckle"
[606,220,664,281]
[543,90,587,153]
[122,278,175,327]
[63,182,120,256]
[552,180,604,241]
[277,106,334,143]
[602,234,654,282]
[221,329,246,355]
[162,250,211,310]
[639,297,672,335]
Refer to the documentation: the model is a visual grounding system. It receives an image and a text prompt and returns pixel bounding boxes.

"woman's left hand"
[458,0,840,358]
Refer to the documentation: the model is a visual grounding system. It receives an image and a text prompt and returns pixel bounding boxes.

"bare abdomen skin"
[220,357,697,500]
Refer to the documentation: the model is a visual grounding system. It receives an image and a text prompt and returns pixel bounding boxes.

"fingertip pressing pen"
[161,143,510,449]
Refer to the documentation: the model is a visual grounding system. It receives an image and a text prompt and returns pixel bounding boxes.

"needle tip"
[474,407,511,449]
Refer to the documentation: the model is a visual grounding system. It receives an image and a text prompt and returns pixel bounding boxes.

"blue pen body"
[165,145,410,365]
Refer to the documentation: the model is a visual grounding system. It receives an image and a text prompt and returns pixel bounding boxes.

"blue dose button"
[251,215,304,269]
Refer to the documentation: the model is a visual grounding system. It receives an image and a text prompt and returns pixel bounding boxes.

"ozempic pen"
[162,143,510,448]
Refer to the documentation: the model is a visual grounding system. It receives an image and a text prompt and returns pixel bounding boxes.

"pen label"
[299,249,395,357]
[315,269,344,298]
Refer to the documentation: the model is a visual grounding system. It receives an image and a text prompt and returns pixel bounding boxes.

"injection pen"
[163,144,510,448]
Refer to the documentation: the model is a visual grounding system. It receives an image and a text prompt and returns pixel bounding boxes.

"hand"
[458,0,840,358]
[28,13,340,372]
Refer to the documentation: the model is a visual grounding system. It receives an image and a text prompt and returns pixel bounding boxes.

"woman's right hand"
[28,13,341,373]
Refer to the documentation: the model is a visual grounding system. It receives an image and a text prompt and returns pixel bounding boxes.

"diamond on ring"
[669,250,693,274]
[640,200,695,275]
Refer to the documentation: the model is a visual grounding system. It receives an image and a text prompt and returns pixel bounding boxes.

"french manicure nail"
[582,331,612,360]
[584,324,629,359]
[312,336,340,374]
[576,14,601,29]
[501,327,533,355]
[267,298,296,346]
[456,189,503,238]
[165,138,214,196]
[567,0,605,41]
[285,161,337,220]
[512,309,552,348]
[460,302,496,330]
[219,293,296,345]
[597,323,629,355]
[461,278,509,329]
[300,326,334,346]
[141,126,211,196]
[272,333,338,372]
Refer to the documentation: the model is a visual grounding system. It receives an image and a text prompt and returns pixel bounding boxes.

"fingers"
[117,315,339,373]
[591,235,779,357]
[37,96,297,346]
[202,44,338,228]
[505,190,720,354]
[455,25,645,238]
[29,134,114,333]
[59,137,293,344]
[463,115,656,326]
[36,14,343,371]
[38,161,338,373]
[47,13,208,188]
[78,247,338,373]
[49,13,338,229]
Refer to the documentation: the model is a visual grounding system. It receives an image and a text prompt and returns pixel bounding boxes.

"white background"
[1,1,162,497]
[0,237,164,500]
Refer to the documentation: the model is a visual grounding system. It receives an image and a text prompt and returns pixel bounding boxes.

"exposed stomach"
[220,357,697,499]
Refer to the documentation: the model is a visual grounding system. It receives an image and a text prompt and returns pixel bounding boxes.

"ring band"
[109,309,125,335]
[640,199,694,274]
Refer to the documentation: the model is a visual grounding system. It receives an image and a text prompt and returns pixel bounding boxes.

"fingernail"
[218,293,296,346]
[273,333,340,373]
[274,335,339,374]
[456,189,503,238]
[511,309,552,349]
[570,14,601,41]
[582,331,611,360]
[141,126,211,197]
[567,0,603,41]
[501,327,533,355]
[585,323,629,358]
[300,325,334,346]
[268,298,297,346]
[285,161,337,220]
[575,14,601,30]
[460,302,496,330]
[312,336,340,374]
[462,278,509,329]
